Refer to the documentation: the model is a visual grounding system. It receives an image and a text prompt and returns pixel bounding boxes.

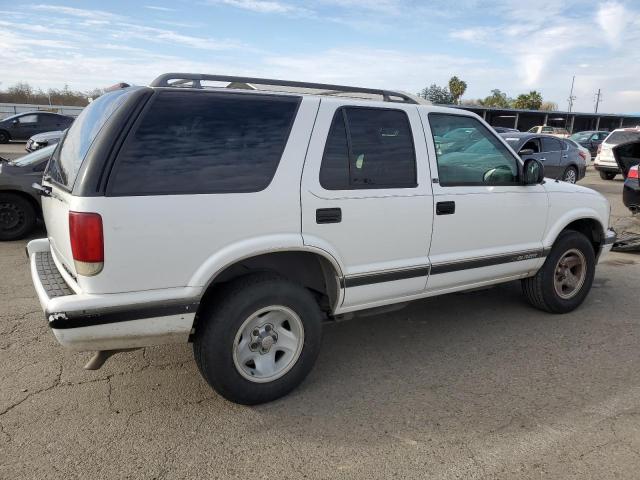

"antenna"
[594,88,602,113]
[567,75,576,112]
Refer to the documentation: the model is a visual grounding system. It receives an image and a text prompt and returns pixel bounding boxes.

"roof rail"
[149,73,418,104]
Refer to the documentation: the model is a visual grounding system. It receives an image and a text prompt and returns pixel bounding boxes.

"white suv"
[595,127,640,180]
[27,74,616,404]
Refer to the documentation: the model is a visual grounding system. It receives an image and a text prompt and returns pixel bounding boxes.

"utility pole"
[567,75,576,112]
[594,89,602,113]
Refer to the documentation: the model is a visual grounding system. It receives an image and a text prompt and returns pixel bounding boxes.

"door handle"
[316,208,342,224]
[562,154,568,158]
[539,157,546,161]
[436,201,455,215]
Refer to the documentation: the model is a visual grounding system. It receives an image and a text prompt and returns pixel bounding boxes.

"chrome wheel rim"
[564,169,577,183]
[232,305,304,383]
[553,248,586,299]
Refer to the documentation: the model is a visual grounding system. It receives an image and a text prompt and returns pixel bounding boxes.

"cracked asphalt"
[1,150,640,478]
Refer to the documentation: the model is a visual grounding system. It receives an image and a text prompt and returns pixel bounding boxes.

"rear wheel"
[0,193,37,241]
[0,131,9,144]
[562,166,578,184]
[522,231,595,313]
[193,273,323,405]
[599,171,616,180]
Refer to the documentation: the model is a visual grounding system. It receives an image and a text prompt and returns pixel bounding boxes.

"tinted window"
[605,130,640,145]
[45,88,133,190]
[320,107,416,190]
[110,91,299,195]
[541,137,562,152]
[430,113,518,186]
[541,127,553,133]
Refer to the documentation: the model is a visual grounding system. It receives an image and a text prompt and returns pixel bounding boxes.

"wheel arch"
[545,213,605,255]
[0,129,11,141]
[191,245,345,332]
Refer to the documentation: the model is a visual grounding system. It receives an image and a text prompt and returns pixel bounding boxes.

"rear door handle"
[436,201,455,215]
[316,208,342,224]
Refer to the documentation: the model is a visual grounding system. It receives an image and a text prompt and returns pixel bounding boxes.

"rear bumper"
[594,163,620,173]
[27,238,198,351]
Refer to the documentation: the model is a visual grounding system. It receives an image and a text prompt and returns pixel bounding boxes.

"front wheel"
[599,171,616,180]
[522,231,596,313]
[0,131,9,144]
[193,273,323,405]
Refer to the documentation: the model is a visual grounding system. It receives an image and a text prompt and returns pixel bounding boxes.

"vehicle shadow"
[251,278,639,449]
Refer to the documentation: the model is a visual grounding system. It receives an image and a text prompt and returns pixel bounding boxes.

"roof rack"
[150,73,418,104]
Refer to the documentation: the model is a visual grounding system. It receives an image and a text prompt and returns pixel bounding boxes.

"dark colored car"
[613,141,640,212]
[500,132,587,183]
[492,126,519,133]
[0,112,73,143]
[569,130,609,157]
[0,144,55,240]
[26,130,65,152]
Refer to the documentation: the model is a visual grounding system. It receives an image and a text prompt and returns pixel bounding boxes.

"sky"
[1,1,640,113]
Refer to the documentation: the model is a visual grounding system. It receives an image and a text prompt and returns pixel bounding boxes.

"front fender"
[543,207,605,248]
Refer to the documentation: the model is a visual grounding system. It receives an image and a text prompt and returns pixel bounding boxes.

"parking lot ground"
[1,166,640,479]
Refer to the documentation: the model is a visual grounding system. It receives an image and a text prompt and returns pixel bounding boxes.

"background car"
[492,126,519,133]
[0,144,55,240]
[569,130,609,158]
[0,112,73,143]
[501,132,586,183]
[26,130,65,152]
[595,128,640,180]
[527,126,570,138]
[612,140,640,212]
[565,138,592,164]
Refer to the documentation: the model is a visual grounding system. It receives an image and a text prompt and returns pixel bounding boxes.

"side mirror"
[12,119,18,125]
[519,148,535,157]
[522,158,544,185]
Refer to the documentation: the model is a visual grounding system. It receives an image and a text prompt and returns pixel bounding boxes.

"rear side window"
[45,88,133,190]
[109,91,299,195]
[320,107,416,190]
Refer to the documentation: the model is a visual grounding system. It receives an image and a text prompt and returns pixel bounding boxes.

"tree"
[448,76,467,104]
[478,89,511,108]
[418,84,454,104]
[511,90,543,110]
[540,101,558,111]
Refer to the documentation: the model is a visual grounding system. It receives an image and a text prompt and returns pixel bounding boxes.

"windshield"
[45,88,133,190]
[605,130,640,145]
[10,144,56,166]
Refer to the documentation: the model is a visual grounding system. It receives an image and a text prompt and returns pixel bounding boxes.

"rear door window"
[109,91,300,195]
[319,107,417,190]
[541,137,562,152]
[605,131,640,145]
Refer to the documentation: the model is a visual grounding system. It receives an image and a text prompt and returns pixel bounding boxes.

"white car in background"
[527,126,570,138]
[594,127,640,180]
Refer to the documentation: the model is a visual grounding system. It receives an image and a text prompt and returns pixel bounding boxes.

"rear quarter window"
[108,91,300,196]
[605,130,640,145]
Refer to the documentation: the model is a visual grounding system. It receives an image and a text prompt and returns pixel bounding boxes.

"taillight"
[69,211,104,276]
[629,166,639,180]
[578,151,586,160]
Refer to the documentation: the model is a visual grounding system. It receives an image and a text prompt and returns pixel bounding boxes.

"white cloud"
[144,5,176,12]
[208,0,305,14]
[597,1,629,48]
[31,4,121,21]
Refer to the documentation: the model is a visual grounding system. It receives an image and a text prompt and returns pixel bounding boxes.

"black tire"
[562,166,578,184]
[0,130,9,144]
[193,273,323,405]
[0,193,37,241]
[522,230,596,313]
[599,171,616,180]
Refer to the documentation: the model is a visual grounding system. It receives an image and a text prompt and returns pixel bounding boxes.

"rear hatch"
[613,141,640,177]
[41,88,137,277]
[599,129,640,167]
